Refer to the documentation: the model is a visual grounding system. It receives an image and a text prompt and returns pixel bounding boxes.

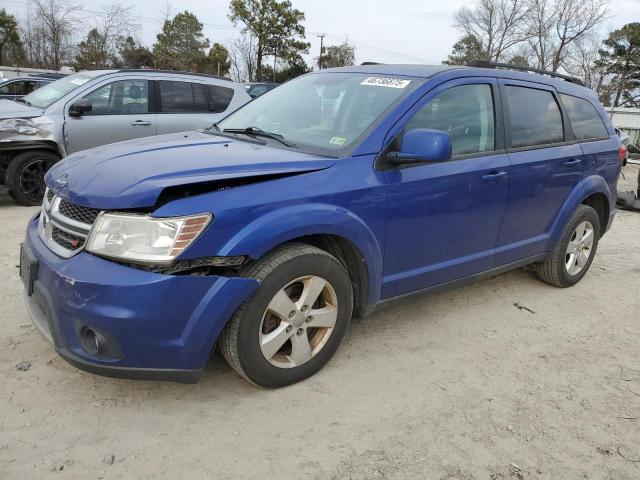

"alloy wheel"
[259,275,338,368]
[565,220,594,275]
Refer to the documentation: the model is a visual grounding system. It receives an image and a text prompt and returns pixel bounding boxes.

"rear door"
[560,93,620,202]
[65,77,156,153]
[494,79,583,265]
[155,79,236,134]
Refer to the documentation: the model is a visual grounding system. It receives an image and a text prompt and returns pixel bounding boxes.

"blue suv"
[20,64,621,387]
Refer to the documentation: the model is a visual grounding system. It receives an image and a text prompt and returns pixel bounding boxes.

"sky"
[3,0,640,68]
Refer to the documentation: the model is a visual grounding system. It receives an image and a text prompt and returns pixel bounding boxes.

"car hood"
[46,131,337,209]
[0,99,44,119]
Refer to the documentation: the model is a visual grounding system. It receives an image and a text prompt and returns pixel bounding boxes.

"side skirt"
[369,253,548,316]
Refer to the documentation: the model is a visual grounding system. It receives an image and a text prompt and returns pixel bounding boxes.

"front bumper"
[22,214,258,383]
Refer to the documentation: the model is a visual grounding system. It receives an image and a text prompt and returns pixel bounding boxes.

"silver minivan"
[0,70,251,205]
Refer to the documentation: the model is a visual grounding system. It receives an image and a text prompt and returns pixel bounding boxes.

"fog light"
[80,327,100,355]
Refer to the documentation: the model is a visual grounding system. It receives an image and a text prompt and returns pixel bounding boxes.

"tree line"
[445,0,639,108]
[0,0,356,82]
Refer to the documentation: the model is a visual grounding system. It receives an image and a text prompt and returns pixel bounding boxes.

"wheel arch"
[218,203,383,315]
[549,175,613,247]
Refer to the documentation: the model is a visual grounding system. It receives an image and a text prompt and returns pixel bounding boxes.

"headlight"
[0,118,39,135]
[86,212,211,264]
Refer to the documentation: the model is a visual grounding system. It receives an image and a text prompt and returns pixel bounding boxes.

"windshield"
[21,73,94,109]
[218,72,420,155]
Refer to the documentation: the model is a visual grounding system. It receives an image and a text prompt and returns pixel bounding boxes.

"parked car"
[616,128,630,166]
[0,73,65,101]
[21,63,620,388]
[244,82,278,98]
[0,70,251,205]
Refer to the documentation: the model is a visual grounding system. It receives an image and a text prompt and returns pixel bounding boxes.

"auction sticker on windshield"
[360,77,411,89]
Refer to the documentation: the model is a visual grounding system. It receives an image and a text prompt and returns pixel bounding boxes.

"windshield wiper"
[222,126,295,147]
[15,97,32,106]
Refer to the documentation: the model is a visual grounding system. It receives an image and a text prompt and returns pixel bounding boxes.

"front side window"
[505,86,564,148]
[405,84,495,156]
[218,72,420,156]
[159,81,209,113]
[560,94,608,140]
[82,79,149,115]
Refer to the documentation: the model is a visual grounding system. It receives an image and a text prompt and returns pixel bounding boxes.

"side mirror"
[69,98,92,117]
[387,128,452,164]
[209,100,227,114]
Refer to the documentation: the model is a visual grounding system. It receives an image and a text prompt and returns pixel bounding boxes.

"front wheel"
[5,150,60,206]
[536,204,601,287]
[220,244,353,388]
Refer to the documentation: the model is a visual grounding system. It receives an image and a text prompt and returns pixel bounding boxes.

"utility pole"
[317,33,325,69]
[273,43,278,82]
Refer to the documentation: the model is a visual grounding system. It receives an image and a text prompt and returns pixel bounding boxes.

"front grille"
[39,193,101,258]
[51,225,86,250]
[58,199,101,225]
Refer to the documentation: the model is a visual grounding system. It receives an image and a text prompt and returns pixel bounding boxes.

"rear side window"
[159,81,210,113]
[406,84,495,156]
[505,86,563,148]
[560,94,608,140]
[207,85,235,112]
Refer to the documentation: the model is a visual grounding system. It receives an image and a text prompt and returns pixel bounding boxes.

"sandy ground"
[1,165,639,480]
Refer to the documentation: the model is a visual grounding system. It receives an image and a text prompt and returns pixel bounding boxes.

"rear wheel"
[536,204,600,287]
[5,150,60,206]
[220,243,353,388]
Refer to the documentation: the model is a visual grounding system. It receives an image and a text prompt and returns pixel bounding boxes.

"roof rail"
[468,60,584,86]
[361,62,384,66]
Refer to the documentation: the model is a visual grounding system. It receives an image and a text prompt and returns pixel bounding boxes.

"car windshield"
[218,72,420,156]
[21,73,94,109]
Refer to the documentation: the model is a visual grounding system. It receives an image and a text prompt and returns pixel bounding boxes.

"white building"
[607,107,640,146]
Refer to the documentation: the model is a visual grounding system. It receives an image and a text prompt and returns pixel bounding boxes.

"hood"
[46,131,336,209]
[0,99,44,119]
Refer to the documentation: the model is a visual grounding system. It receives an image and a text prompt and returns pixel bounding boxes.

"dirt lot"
[1,165,639,480]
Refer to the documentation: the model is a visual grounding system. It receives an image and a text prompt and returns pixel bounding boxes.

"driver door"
[382,78,510,299]
[65,78,157,154]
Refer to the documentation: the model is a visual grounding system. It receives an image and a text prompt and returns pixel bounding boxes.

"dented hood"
[45,131,336,209]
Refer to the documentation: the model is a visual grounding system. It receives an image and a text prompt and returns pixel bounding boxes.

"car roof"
[77,69,234,83]
[321,64,593,97]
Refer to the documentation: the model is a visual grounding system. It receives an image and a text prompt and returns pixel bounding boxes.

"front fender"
[548,174,612,247]
[219,203,384,307]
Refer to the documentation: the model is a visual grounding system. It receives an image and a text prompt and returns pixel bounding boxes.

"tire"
[220,243,353,388]
[5,150,60,206]
[536,204,601,287]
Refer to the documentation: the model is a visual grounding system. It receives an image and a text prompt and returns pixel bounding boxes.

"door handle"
[482,171,507,182]
[564,158,582,167]
[130,120,151,126]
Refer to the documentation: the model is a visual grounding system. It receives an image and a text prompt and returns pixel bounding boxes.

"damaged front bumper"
[21,214,259,383]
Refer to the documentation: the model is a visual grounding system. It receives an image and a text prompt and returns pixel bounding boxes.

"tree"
[318,42,355,68]
[229,0,309,81]
[74,29,108,70]
[262,53,310,82]
[453,0,532,62]
[153,11,209,71]
[230,32,258,82]
[119,36,154,69]
[207,43,231,76]
[525,0,607,71]
[443,34,487,65]
[0,9,24,65]
[26,0,82,70]
[73,4,135,71]
[596,23,640,107]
